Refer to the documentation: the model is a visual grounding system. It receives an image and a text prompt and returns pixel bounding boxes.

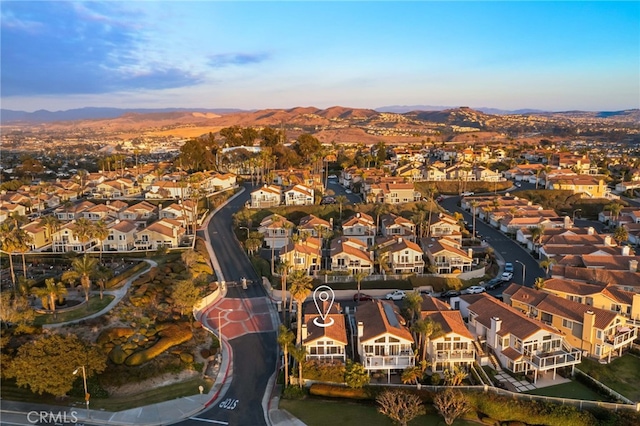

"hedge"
[106,261,149,289]
[309,383,371,400]
[124,324,193,366]
[97,327,135,344]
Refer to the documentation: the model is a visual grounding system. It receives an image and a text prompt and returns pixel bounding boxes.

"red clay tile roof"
[356,300,414,342]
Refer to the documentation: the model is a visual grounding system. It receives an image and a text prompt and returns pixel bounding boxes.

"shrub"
[282,385,307,400]
[97,327,135,344]
[108,345,128,365]
[124,324,193,366]
[302,360,346,382]
[431,373,441,385]
[345,360,369,388]
[309,383,371,400]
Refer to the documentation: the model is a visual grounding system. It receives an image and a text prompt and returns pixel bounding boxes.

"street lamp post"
[515,260,526,286]
[239,226,250,240]
[572,209,582,225]
[73,366,89,419]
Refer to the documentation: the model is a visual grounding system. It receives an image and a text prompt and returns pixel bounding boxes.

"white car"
[328,174,337,179]
[500,272,514,282]
[345,189,352,194]
[385,290,406,300]
[465,286,486,294]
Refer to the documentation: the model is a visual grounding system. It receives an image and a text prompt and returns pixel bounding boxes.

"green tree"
[344,360,369,388]
[39,215,61,243]
[403,291,422,324]
[72,218,95,253]
[613,225,628,244]
[31,278,67,313]
[171,279,202,317]
[62,255,99,302]
[6,334,107,396]
[433,388,469,426]
[277,324,295,388]
[289,270,313,345]
[534,277,546,290]
[181,249,200,277]
[277,260,292,323]
[290,345,307,389]
[539,258,557,277]
[294,134,322,161]
[352,270,369,302]
[335,195,348,220]
[443,366,468,386]
[93,220,109,261]
[376,388,425,426]
[411,317,441,361]
[0,292,35,331]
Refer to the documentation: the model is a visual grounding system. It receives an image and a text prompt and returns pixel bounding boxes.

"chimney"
[622,246,631,256]
[397,237,402,244]
[588,226,594,235]
[490,317,502,349]
[582,310,596,342]
[630,259,638,273]
[301,323,308,341]
[467,248,473,258]
[357,321,364,339]
[631,293,640,322]
[604,236,613,246]
[356,212,361,218]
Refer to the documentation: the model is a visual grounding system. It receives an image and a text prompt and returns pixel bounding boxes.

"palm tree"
[534,277,546,290]
[336,195,348,221]
[73,218,95,253]
[411,317,441,361]
[613,225,628,244]
[403,291,422,324]
[0,222,19,289]
[290,345,307,389]
[32,278,67,313]
[277,260,292,323]
[62,255,98,302]
[401,366,424,385]
[469,200,479,241]
[93,220,109,261]
[606,203,623,225]
[39,215,61,245]
[277,324,295,387]
[530,225,545,254]
[289,270,313,345]
[352,270,369,302]
[539,258,557,277]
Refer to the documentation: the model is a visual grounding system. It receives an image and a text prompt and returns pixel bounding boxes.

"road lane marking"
[188,417,229,425]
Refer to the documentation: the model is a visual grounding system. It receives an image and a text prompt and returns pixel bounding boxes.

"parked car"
[440,289,461,298]
[436,195,444,202]
[328,174,338,179]
[485,278,503,290]
[385,290,406,300]
[461,191,475,196]
[504,262,514,273]
[420,289,433,296]
[345,189,352,194]
[465,286,486,294]
[353,293,373,302]
[500,272,514,282]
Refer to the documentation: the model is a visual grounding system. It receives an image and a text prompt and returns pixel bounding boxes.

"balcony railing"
[529,349,582,370]
[604,328,637,348]
[435,350,475,361]
[364,354,415,369]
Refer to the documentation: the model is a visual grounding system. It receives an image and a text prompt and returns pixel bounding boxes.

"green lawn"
[34,295,115,325]
[525,380,608,401]
[279,398,477,426]
[578,355,640,402]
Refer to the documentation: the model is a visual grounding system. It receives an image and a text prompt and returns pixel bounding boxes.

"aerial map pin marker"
[313,285,335,328]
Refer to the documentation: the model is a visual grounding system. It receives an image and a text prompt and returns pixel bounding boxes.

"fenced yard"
[577,355,640,402]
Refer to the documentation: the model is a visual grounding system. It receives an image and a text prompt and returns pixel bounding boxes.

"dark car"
[353,293,374,302]
[441,289,461,298]
[485,278,503,290]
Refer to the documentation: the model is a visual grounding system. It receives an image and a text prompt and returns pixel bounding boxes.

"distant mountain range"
[376,105,547,115]
[0,107,245,123]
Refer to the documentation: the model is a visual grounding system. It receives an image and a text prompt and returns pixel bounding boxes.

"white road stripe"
[188,417,229,425]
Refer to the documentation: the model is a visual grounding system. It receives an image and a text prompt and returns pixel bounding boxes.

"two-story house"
[301,302,348,363]
[279,237,322,275]
[329,238,374,275]
[504,284,637,363]
[297,214,332,238]
[459,293,582,384]
[258,214,294,249]
[421,296,476,373]
[422,237,473,274]
[284,184,315,206]
[103,219,138,252]
[250,185,282,208]
[355,300,415,382]
[135,218,186,250]
[380,214,416,242]
[427,213,462,243]
[377,237,425,274]
[342,212,377,248]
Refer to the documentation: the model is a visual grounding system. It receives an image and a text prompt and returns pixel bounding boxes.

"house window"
[502,337,509,348]
[562,318,573,330]
[541,312,553,323]
[596,330,603,340]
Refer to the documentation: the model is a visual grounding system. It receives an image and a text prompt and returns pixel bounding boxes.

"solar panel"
[383,303,399,328]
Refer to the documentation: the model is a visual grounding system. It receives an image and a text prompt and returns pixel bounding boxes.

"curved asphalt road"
[179,185,277,426]
[440,195,545,288]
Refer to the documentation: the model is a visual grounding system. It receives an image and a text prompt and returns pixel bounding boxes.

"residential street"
[440,195,545,288]
[181,185,278,426]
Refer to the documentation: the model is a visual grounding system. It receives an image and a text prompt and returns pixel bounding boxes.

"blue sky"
[1,1,638,112]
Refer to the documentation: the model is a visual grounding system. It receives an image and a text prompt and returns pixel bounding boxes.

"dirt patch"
[104,369,199,397]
